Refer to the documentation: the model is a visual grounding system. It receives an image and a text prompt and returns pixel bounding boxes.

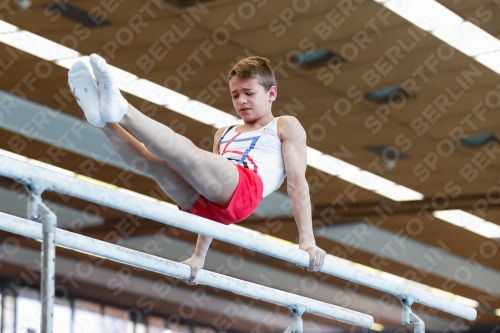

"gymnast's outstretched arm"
[281,116,326,272]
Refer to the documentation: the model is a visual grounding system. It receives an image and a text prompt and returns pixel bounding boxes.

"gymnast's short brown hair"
[227,56,277,91]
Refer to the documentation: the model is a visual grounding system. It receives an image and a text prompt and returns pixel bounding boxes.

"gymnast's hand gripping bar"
[0,156,477,322]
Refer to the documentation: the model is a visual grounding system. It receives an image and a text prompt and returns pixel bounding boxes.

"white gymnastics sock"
[68,59,105,128]
[89,54,128,123]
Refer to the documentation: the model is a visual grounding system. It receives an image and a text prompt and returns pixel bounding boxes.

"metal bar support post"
[25,182,56,333]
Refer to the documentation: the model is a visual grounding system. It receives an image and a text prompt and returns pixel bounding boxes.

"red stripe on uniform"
[222,132,241,155]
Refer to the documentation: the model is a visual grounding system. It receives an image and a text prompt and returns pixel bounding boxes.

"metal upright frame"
[25,185,57,333]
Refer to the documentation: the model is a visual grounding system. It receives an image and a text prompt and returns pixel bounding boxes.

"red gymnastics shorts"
[178,163,264,225]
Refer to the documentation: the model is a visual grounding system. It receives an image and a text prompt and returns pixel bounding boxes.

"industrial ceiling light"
[460,133,497,147]
[367,145,409,170]
[46,3,111,28]
[15,0,31,10]
[365,86,413,104]
[290,49,344,69]
[367,145,409,160]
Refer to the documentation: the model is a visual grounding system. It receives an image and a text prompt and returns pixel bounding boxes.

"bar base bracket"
[284,304,309,333]
[399,295,425,333]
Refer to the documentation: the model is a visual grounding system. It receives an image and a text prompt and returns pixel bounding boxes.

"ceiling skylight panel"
[0,31,80,61]
[123,79,188,106]
[383,0,463,31]
[169,100,240,127]
[0,21,18,34]
[56,56,89,69]
[433,210,500,239]
[433,22,500,57]
[306,148,424,201]
[376,184,424,201]
[476,51,500,74]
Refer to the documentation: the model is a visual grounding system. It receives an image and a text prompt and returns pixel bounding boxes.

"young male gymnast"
[68,54,326,285]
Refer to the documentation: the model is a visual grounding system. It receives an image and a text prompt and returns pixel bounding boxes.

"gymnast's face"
[229,77,276,121]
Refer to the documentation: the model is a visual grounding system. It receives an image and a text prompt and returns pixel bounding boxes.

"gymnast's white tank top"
[219,117,286,198]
